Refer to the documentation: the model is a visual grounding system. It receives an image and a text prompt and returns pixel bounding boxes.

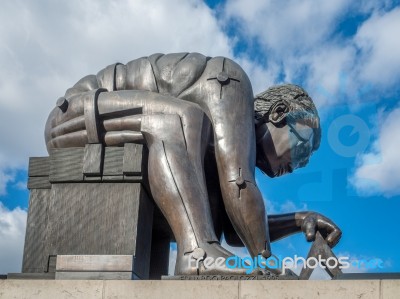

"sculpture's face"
[256,118,315,177]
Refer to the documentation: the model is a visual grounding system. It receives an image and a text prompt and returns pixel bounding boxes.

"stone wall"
[1,279,399,299]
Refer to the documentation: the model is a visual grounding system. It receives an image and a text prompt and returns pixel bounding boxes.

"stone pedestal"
[22,143,168,279]
[1,279,399,299]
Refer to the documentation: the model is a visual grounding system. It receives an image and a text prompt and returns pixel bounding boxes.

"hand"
[297,212,342,248]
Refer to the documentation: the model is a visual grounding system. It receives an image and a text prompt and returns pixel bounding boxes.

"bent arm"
[46,89,196,150]
[179,57,272,257]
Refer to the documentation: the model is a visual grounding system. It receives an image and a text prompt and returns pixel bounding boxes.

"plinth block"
[22,144,156,279]
[56,255,134,272]
[1,280,400,299]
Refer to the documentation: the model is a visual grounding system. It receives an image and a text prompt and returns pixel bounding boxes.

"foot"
[175,242,274,276]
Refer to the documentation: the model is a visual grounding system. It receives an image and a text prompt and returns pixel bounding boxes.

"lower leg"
[141,114,217,250]
[142,114,260,275]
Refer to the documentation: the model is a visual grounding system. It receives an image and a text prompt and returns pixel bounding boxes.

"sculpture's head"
[254,84,321,177]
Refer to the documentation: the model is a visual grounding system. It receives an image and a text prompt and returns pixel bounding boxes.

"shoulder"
[209,56,251,86]
[148,52,209,96]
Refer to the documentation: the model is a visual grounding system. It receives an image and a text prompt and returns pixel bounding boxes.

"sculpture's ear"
[267,100,289,125]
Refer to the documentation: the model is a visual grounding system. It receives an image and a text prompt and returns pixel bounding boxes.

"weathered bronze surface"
[22,146,152,279]
[41,53,342,277]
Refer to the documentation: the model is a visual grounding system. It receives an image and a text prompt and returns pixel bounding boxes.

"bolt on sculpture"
[44,53,342,277]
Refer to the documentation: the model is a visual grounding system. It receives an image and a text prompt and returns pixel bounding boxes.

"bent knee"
[141,114,186,146]
[177,102,204,122]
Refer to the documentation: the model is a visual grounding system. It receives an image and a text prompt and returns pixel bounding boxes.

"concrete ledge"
[0,280,103,299]
[1,279,399,299]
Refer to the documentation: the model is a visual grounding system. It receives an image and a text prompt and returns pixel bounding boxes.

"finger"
[104,131,144,146]
[50,115,86,138]
[317,216,337,236]
[48,130,88,148]
[326,229,342,248]
[103,115,142,132]
[302,217,317,242]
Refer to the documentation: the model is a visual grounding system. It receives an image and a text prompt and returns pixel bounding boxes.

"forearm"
[268,211,310,242]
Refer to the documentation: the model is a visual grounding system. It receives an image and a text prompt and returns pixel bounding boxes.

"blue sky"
[0,0,399,277]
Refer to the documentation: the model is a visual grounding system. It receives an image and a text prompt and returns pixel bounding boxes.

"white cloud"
[224,1,400,109]
[224,0,351,55]
[13,181,27,191]
[0,203,27,274]
[235,56,280,94]
[355,7,400,86]
[0,168,16,196]
[223,0,358,107]
[358,0,397,15]
[302,45,357,105]
[351,107,400,197]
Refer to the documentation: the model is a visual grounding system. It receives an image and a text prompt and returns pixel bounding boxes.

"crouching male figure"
[45,53,341,275]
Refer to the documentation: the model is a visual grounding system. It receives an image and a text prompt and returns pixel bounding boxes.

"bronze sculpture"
[44,53,341,275]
